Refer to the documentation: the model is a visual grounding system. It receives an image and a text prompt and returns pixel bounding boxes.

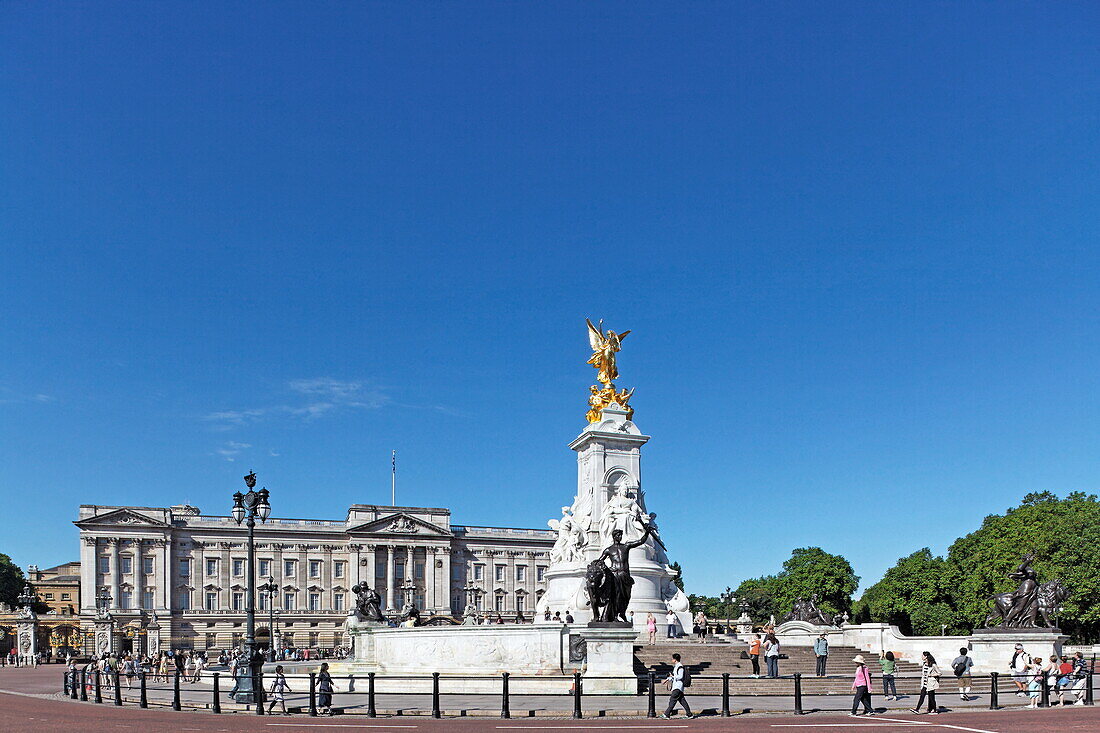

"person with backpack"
[849,655,874,716]
[950,648,973,700]
[659,653,696,719]
[763,632,781,678]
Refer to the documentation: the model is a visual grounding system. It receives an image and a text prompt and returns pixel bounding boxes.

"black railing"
[58,668,1097,718]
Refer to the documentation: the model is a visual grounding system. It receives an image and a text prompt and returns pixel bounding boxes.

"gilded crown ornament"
[585,318,635,422]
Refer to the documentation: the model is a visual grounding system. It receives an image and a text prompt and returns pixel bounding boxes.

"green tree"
[0,553,26,608]
[732,547,859,624]
[855,549,965,635]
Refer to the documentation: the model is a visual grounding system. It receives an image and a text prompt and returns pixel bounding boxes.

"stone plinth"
[969,629,1067,673]
[578,626,638,694]
[16,619,37,664]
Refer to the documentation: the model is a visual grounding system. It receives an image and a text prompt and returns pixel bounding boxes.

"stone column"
[363,545,377,592]
[322,545,334,609]
[348,544,362,587]
[16,617,37,665]
[506,551,517,614]
[80,537,98,615]
[426,547,437,612]
[133,539,143,609]
[219,542,232,610]
[440,547,453,615]
[385,546,395,610]
[157,539,171,611]
[273,544,285,607]
[109,539,121,610]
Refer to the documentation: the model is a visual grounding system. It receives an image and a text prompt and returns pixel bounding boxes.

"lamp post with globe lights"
[231,471,271,713]
[258,576,279,661]
[720,586,736,635]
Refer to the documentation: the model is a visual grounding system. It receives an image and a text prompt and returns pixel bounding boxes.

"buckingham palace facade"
[75,502,554,652]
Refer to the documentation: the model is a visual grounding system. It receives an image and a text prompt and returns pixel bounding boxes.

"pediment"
[347,512,452,537]
[74,509,170,528]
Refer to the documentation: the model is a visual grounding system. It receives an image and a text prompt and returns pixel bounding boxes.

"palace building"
[74,502,553,653]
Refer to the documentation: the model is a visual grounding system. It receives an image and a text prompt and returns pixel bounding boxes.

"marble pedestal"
[578,626,638,693]
[16,619,37,664]
[969,629,1067,674]
[94,618,115,657]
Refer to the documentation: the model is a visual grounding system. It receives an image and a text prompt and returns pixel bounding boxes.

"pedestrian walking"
[764,632,781,678]
[694,611,708,643]
[659,653,696,719]
[951,647,973,700]
[317,662,334,715]
[814,633,829,676]
[1070,651,1090,704]
[850,654,874,716]
[879,651,898,700]
[909,651,941,714]
[267,664,292,715]
[646,613,658,645]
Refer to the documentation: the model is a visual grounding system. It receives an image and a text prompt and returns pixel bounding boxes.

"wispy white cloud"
[202,378,392,428]
[215,441,252,462]
[0,387,56,405]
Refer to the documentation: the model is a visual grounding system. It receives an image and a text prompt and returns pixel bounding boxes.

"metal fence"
[61,668,1097,719]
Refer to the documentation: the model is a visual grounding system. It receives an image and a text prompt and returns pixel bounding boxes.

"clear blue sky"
[2,2,1099,597]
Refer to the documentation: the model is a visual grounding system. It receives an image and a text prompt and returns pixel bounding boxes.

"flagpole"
[391,450,396,506]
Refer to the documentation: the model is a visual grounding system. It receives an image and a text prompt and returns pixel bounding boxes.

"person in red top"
[1057,656,1076,705]
[747,634,762,678]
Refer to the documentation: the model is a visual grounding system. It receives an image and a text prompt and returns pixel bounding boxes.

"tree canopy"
[724,547,860,623]
[0,552,26,609]
[855,492,1100,641]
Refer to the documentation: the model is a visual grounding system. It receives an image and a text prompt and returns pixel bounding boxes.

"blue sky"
[2,2,1099,597]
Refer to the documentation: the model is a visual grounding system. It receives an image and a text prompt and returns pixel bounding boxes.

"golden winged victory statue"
[585,318,635,422]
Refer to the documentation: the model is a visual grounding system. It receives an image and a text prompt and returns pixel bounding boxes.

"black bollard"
[367,672,376,718]
[572,672,582,719]
[793,672,803,715]
[173,670,181,711]
[722,672,731,717]
[1040,673,1050,708]
[94,670,102,704]
[70,671,79,699]
[310,672,318,717]
[432,672,441,719]
[113,670,123,706]
[63,671,69,696]
[989,672,999,709]
[139,672,148,709]
[647,672,656,718]
[500,672,510,719]
[1087,671,1095,706]
[212,672,221,714]
[80,669,88,702]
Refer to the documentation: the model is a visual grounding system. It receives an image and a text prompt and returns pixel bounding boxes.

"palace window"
[309,632,319,647]
[414,562,424,580]
[231,632,242,648]
[375,562,385,578]
[473,564,484,581]
[334,561,345,578]
[516,594,526,613]
[142,556,154,575]
[205,592,217,610]
[120,557,132,575]
[98,556,110,574]
[495,565,505,583]
[333,593,345,612]
[205,559,218,577]
[333,632,343,647]
[284,560,296,578]
[45,593,54,601]
[259,593,269,611]
[233,559,244,577]
[178,591,191,610]
[179,558,191,577]
[309,560,321,578]
[395,562,405,580]
[536,566,546,582]
[494,594,504,612]
[516,565,527,582]
[119,590,132,609]
[61,593,71,601]
[142,591,154,610]
[309,593,320,611]
[232,592,244,611]
[205,633,217,649]
[259,559,271,577]
[415,593,425,609]
[283,592,296,610]
[283,632,295,647]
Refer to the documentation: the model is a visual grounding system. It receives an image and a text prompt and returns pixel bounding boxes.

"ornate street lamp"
[17,585,36,611]
[230,470,271,714]
[258,575,279,662]
[720,586,736,635]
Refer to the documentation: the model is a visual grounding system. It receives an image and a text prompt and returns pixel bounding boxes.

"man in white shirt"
[659,653,696,719]
[1010,644,1029,696]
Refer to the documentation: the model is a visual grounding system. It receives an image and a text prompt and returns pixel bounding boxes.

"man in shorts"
[1010,644,1029,696]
